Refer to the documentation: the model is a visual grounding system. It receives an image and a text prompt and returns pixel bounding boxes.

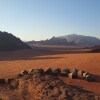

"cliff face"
[0,31,31,51]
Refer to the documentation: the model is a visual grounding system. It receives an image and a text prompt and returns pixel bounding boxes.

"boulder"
[77,70,85,77]
[33,69,44,75]
[29,69,34,75]
[68,72,77,79]
[83,72,89,78]
[38,68,44,75]
[21,70,28,75]
[73,69,78,77]
[52,68,61,76]
[45,68,52,75]
[85,75,94,81]
[61,68,70,76]
[17,74,23,78]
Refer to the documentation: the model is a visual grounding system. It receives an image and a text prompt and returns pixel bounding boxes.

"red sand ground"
[0,47,100,94]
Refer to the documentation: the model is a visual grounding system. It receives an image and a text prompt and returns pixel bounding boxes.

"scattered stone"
[38,68,44,75]
[61,68,70,76]
[29,69,34,75]
[83,72,89,78]
[52,68,61,76]
[85,75,94,82]
[33,69,44,75]
[68,72,77,79]
[17,74,23,78]
[45,68,52,75]
[77,70,85,77]
[21,70,28,75]
[73,69,78,77]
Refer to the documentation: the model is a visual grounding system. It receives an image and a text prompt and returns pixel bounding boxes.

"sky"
[0,0,100,41]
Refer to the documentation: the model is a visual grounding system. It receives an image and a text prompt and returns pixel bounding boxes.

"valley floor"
[0,47,100,94]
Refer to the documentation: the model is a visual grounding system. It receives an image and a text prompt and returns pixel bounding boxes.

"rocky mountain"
[26,37,77,47]
[0,31,31,51]
[27,37,75,46]
[58,34,100,46]
[26,34,100,47]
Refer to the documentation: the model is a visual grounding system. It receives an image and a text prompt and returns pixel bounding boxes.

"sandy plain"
[0,46,100,94]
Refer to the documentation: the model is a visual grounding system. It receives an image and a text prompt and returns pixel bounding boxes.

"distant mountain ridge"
[26,36,77,47]
[26,34,100,47]
[0,31,31,51]
[58,34,100,46]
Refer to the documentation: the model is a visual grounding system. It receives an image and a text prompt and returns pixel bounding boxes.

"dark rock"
[21,70,28,75]
[38,68,44,75]
[45,68,52,75]
[17,74,23,78]
[61,68,70,76]
[85,75,94,82]
[68,72,77,79]
[52,68,61,76]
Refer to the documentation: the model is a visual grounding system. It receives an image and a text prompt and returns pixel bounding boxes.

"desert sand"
[0,46,100,94]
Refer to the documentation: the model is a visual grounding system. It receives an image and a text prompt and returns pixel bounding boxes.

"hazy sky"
[0,0,100,41]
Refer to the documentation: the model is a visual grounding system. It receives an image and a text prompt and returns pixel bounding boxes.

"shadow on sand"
[0,47,90,61]
[92,75,100,83]
[74,75,100,83]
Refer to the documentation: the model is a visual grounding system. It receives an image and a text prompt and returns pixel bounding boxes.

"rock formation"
[0,73,99,100]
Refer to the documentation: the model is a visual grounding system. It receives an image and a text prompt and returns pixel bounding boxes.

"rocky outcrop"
[0,73,99,100]
[0,31,31,51]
